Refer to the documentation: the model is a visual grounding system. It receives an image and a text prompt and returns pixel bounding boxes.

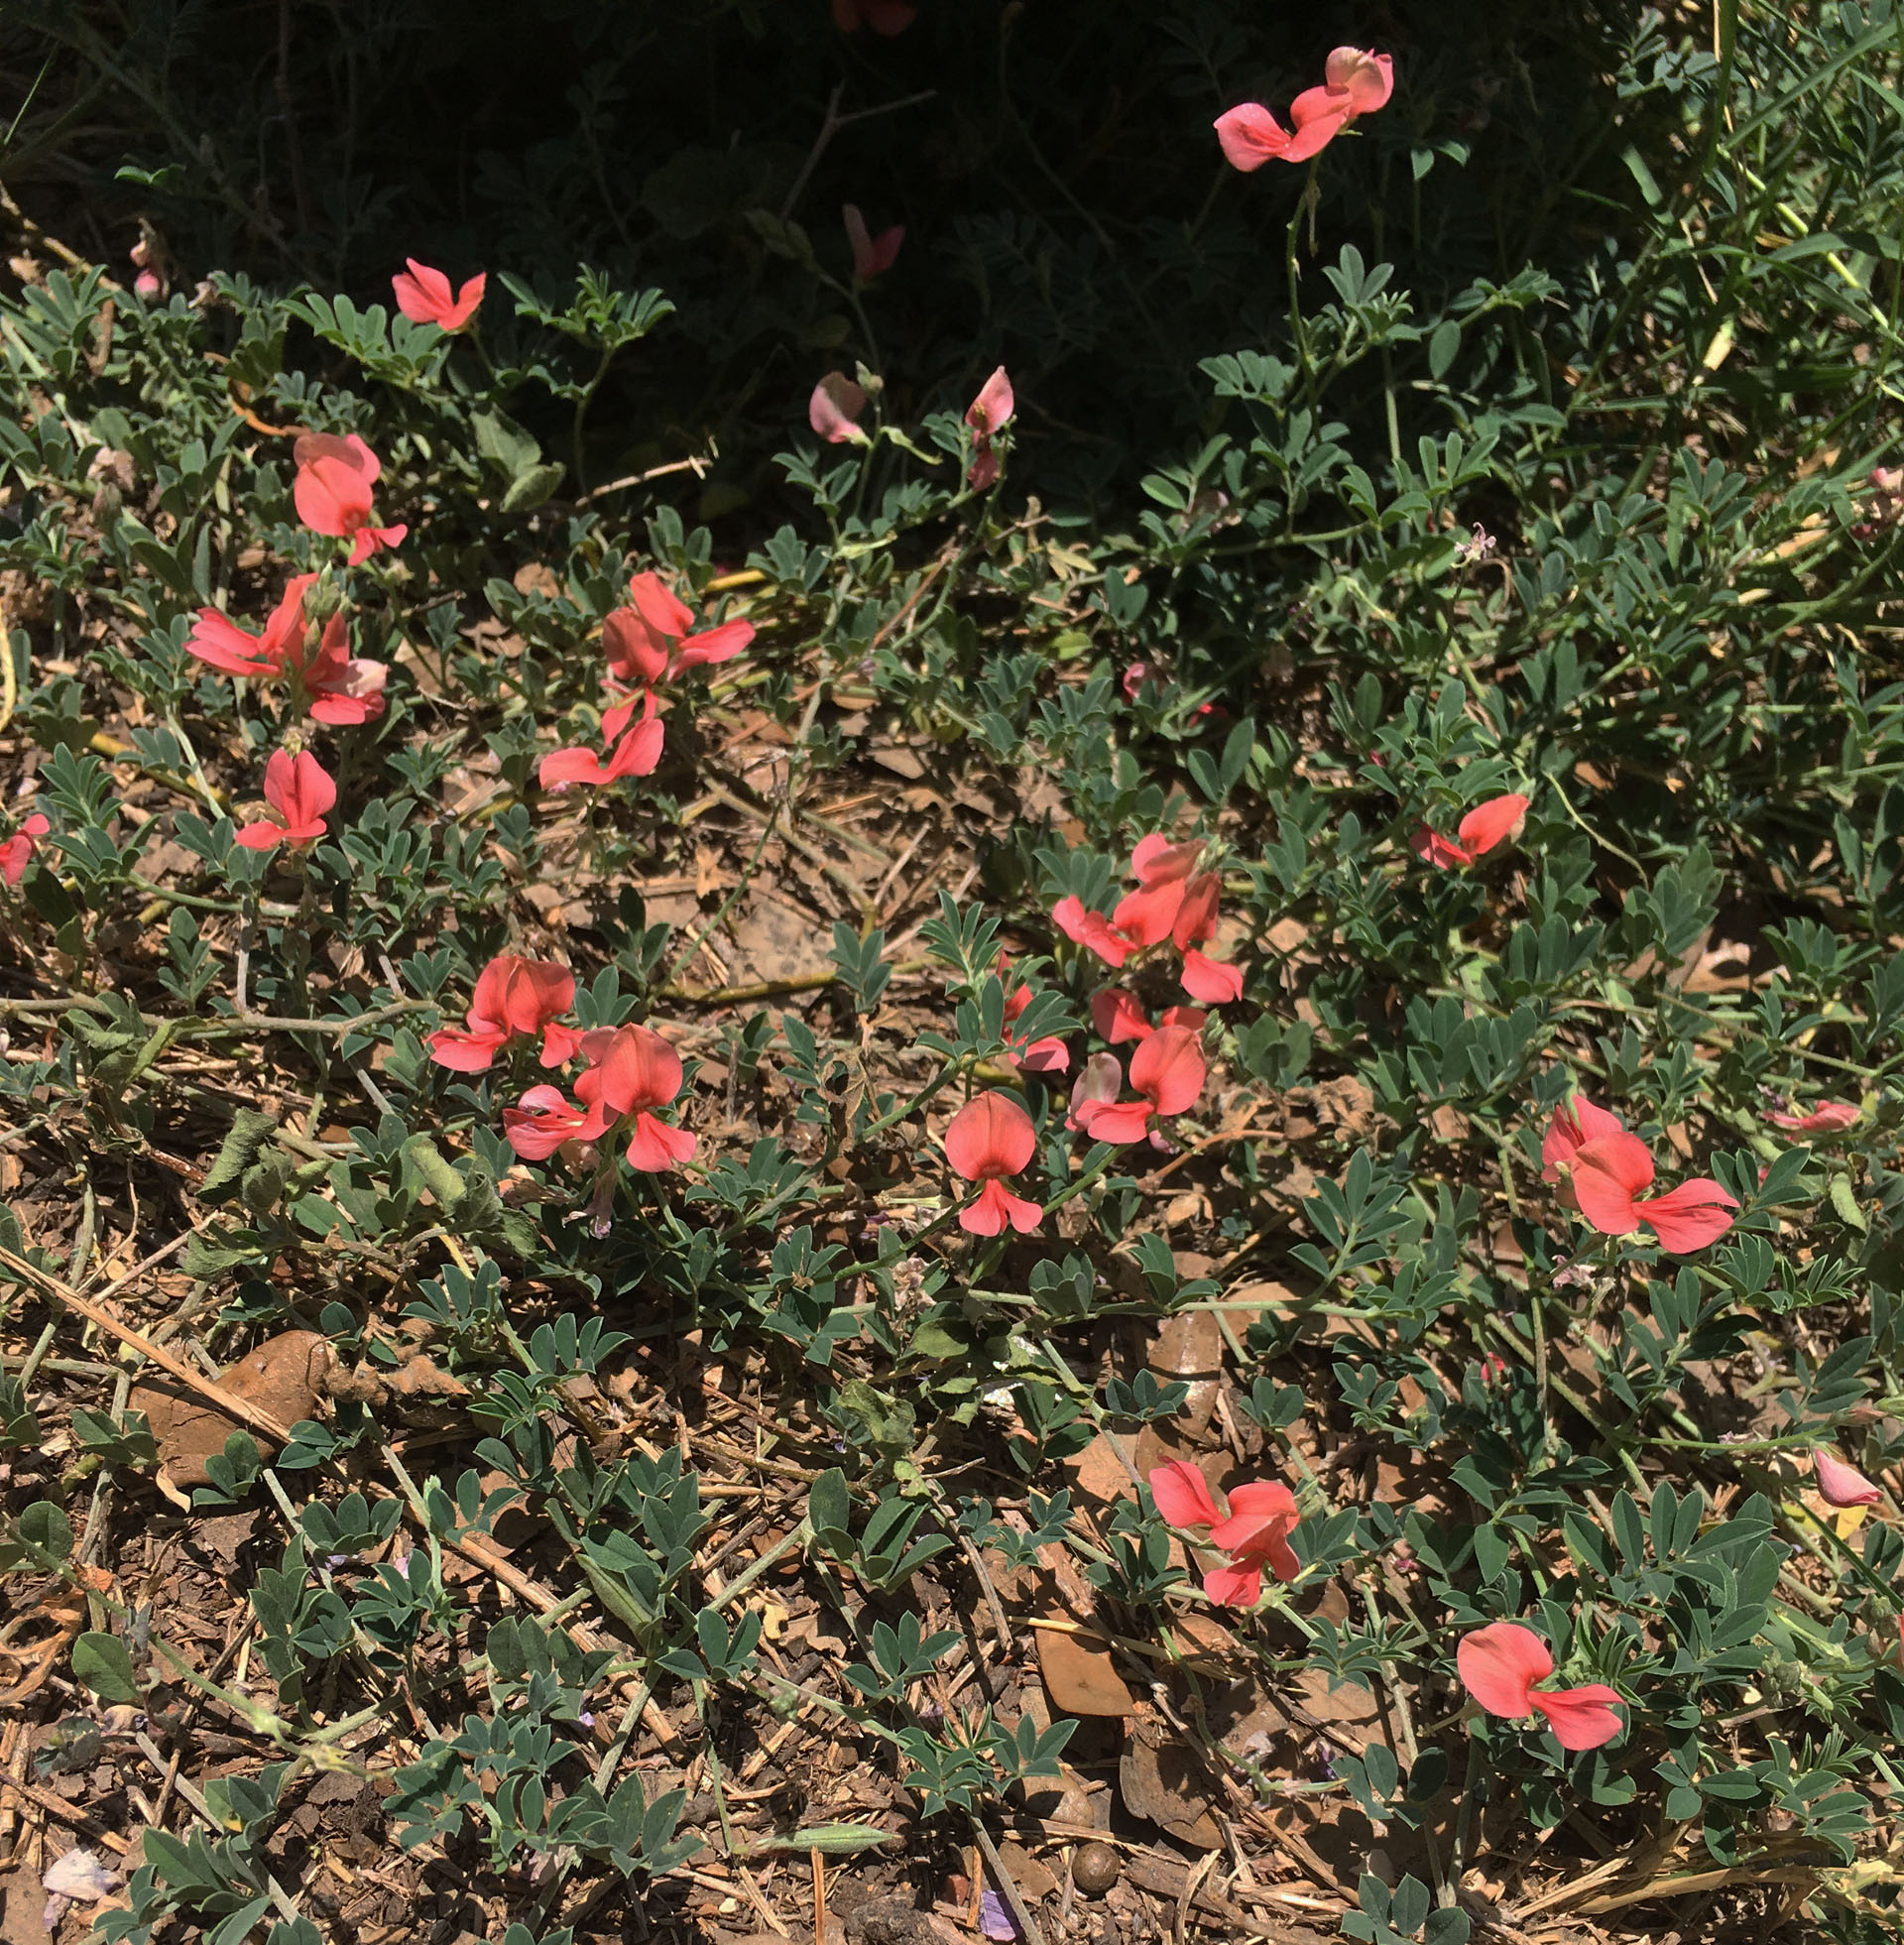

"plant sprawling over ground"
[5,3,1904,1943]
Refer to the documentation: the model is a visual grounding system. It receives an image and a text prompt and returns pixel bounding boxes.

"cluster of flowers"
[539,574,755,790]
[1148,1461,1625,1748]
[1054,835,1244,1003]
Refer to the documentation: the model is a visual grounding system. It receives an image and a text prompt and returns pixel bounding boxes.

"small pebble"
[1072,1842,1120,1895]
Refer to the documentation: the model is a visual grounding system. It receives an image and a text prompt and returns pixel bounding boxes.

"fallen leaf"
[1034,1627,1133,1718]
[131,1330,330,1488]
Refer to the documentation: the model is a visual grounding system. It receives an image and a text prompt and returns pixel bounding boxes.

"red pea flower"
[187,574,388,725]
[1053,894,1133,969]
[575,1024,698,1171]
[1767,1099,1859,1135]
[843,205,903,283]
[293,433,408,565]
[604,573,755,686]
[1148,1462,1301,1609]
[540,692,665,791]
[1815,1448,1882,1509]
[832,0,915,32]
[1170,872,1243,1003]
[234,749,335,852]
[429,954,580,1073]
[1568,1130,1738,1253]
[1457,1622,1623,1753]
[965,366,1014,490]
[1411,792,1531,870]
[1540,1093,1625,1182]
[810,372,870,444]
[1067,1051,1124,1132]
[391,259,486,332]
[1090,988,1204,1046]
[943,1091,1042,1236]
[0,811,49,887]
[1215,46,1393,172]
[1000,962,1069,1074]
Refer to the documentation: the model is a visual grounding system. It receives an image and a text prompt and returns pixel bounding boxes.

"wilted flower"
[965,366,1014,489]
[234,749,336,852]
[1457,1622,1623,1752]
[293,433,408,564]
[943,1091,1042,1236]
[391,258,486,331]
[1766,1099,1859,1135]
[1814,1448,1882,1509]
[809,372,870,444]
[1070,1024,1206,1147]
[1215,47,1394,171]
[843,204,903,283]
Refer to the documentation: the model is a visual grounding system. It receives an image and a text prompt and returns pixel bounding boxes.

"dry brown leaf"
[131,1330,330,1489]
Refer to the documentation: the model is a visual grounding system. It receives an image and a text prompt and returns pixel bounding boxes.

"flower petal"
[1147,1459,1219,1529]
[1457,1622,1551,1719]
[1529,1683,1624,1753]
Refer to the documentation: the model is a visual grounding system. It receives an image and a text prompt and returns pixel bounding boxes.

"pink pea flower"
[832,0,915,31]
[1067,1051,1123,1132]
[1148,1461,1301,1609]
[503,1085,609,1162]
[809,372,870,444]
[1457,1622,1624,1753]
[943,1091,1042,1236]
[292,433,408,565]
[1170,872,1243,1003]
[843,205,903,283]
[1540,1094,1626,1183]
[1215,47,1393,172]
[428,955,580,1073]
[603,573,755,686]
[1568,1130,1738,1254]
[0,811,49,887]
[1411,792,1531,870]
[1814,1448,1882,1509]
[391,259,486,332]
[1766,1100,1859,1135]
[187,574,388,725]
[965,366,1014,490]
[539,692,665,790]
[574,1024,698,1171]
[234,749,336,852]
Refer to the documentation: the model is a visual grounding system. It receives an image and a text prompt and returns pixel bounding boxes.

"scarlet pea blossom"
[999,962,1069,1074]
[1090,988,1204,1046]
[843,205,903,283]
[187,574,388,725]
[810,372,870,444]
[1767,1099,1859,1135]
[1148,1460,1301,1609]
[1411,792,1531,870]
[1457,1622,1624,1753]
[234,749,336,852]
[539,691,665,790]
[428,955,582,1073]
[1814,1448,1882,1509]
[391,259,486,332]
[1057,836,1244,1004]
[1540,1094,1625,1182]
[943,1091,1043,1236]
[1070,1024,1206,1147]
[603,573,755,687]
[0,811,49,887]
[965,367,1014,490]
[1215,47,1393,172]
[293,433,408,565]
[576,1024,699,1170]
[1567,1128,1738,1254]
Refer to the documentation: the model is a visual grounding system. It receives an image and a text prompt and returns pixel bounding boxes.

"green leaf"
[501,461,566,513]
[71,1631,141,1702]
